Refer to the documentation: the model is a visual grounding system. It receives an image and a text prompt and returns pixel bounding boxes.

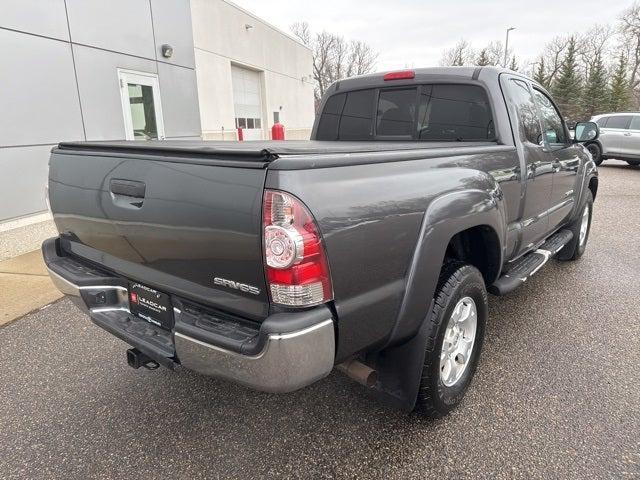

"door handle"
[110,179,146,198]
[552,161,561,173]
[624,132,632,136]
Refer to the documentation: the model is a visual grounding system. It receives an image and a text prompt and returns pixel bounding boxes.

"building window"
[117,69,165,141]
[235,117,262,129]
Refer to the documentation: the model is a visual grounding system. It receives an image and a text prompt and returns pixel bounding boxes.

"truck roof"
[331,65,519,91]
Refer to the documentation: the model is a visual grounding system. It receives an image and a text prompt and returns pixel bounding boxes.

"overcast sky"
[234,0,633,71]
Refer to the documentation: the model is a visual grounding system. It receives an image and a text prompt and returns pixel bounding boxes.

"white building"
[192,0,315,141]
[0,0,315,225]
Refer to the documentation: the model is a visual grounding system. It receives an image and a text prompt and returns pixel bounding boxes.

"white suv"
[589,113,640,166]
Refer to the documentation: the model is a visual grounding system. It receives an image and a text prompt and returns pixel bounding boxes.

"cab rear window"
[315,84,495,142]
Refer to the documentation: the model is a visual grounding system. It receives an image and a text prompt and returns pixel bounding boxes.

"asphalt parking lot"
[1,161,639,479]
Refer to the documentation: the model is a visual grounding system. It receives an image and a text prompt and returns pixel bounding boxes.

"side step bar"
[489,229,573,296]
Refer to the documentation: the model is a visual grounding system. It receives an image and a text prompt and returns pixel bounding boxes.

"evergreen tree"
[509,55,518,72]
[551,36,582,121]
[609,54,632,112]
[476,48,491,66]
[581,52,609,119]
[533,57,548,89]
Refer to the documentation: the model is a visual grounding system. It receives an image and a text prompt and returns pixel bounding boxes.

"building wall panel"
[66,0,155,59]
[195,49,236,135]
[151,0,195,69]
[0,0,69,41]
[0,30,84,147]
[157,63,201,137]
[0,145,53,220]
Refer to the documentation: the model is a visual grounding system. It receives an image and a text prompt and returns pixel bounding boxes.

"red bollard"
[271,122,285,140]
[237,127,243,141]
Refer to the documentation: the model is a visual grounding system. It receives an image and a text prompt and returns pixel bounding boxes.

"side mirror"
[574,121,599,142]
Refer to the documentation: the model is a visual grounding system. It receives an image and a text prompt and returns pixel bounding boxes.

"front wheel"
[625,160,640,166]
[414,263,487,418]
[586,143,603,166]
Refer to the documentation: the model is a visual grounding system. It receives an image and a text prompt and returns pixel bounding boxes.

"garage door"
[231,66,263,140]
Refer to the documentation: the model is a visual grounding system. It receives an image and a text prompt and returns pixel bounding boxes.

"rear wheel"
[586,143,602,166]
[414,263,487,418]
[557,190,593,261]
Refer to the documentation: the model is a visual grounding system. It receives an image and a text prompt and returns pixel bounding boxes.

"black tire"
[586,143,603,166]
[414,262,487,418]
[625,160,640,166]
[557,190,594,261]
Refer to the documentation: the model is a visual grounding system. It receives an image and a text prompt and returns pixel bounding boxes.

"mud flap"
[369,300,434,412]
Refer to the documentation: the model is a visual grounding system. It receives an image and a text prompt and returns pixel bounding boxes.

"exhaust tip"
[337,359,378,388]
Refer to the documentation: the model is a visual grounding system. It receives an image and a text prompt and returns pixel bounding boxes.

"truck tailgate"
[48,144,270,320]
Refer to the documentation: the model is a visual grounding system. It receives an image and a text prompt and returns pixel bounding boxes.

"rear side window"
[607,115,632,129]
[338,89,375,140]
[630,116,640,130]
[316,83,494,141]
[418,85,494,141]
[316,93,346,140]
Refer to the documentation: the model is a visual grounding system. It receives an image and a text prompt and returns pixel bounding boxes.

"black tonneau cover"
[57,140,499,160]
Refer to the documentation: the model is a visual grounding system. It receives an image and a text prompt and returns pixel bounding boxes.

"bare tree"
[619,2,640,89]
[291,22,378,105]
[540,36,572,85]
[441,39,511,67]
[580,24,614,59]
[348,41,377,76]
[440,39,475,66]
[485,41,507,66]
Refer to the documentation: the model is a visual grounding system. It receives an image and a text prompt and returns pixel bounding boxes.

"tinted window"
[533,89,567,146]
[607,115,632,129]
[418,85,494,141]
[509,79,542,144]
[316,93,346,140]
[630,116,640,130]
[338,89,375,140]
[595,116,608,127]
[376,88,417,136]
[316,84,495,142]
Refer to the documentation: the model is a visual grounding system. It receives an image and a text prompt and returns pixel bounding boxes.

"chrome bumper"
[174,319,335,393]
[44,238,335,393]
[46,267,129,313]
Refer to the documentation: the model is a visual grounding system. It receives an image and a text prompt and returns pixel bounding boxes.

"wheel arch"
[369,187,505,411]
[444,224,502,286]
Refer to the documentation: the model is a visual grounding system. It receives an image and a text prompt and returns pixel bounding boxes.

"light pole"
[504,27,515,67]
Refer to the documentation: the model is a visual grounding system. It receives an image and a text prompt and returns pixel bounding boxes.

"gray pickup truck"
[43,66,599,417]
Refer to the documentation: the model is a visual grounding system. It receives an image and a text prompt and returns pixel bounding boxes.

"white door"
[118,69,165,141]
[619,115,640,157]
[231,66,263,140]
[599,114,631,156]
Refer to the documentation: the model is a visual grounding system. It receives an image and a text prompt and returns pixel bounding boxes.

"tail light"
[263,189,333,307]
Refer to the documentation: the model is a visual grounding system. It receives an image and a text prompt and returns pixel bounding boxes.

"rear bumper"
[43,238,335,393]
[174,319,334,393]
